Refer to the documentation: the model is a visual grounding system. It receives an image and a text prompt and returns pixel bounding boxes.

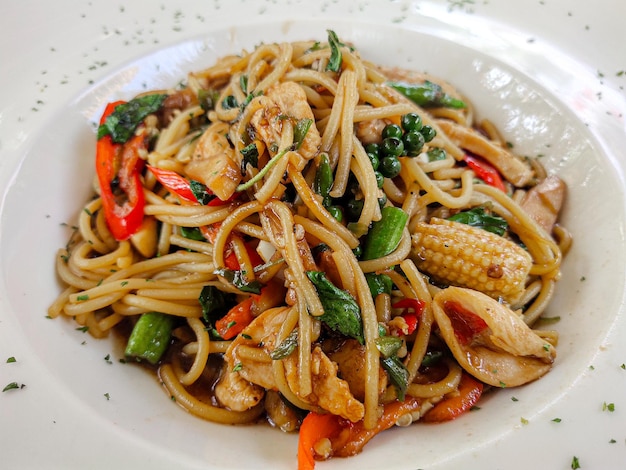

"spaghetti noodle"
[50,31,568,467]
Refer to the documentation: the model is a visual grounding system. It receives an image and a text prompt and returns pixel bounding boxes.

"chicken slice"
[520,175,566,234]
[436,119,534,187]
[250,82,321,160]
[217,305,365,422]
[186,124,241,201]
[284,346,365,422]
[432,286,555,388]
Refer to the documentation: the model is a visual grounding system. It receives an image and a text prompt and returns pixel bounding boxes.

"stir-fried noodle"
[50,31,568,465]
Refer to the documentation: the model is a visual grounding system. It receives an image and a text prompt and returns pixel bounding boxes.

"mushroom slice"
[432,286,555,387]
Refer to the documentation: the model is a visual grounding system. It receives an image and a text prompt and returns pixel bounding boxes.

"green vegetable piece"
[387,80,466,109]
[270,328,299,360]
[306,271,364,344]
[293,118,313,150]
[180,226,205,241]
[382,123,403,139]
[98,94,167,143]
[125,312,174,365]
[380,137,404,158]
[362,206,409,261]
[314,153,333,199]
[379,156,401,178]
[447,206,508,236]
[402,130,425,156]
[381,355,409,401]
[420,125,437,143]
[198,285,233,324]
[420,350,444,367]
[2,382,20,392]
[401,112,423,132]
[189,180,216,205]
[365,272,393,298]
[326,30,343,72]
[240,143,260,173]
[221,95,238,109]
[426,147,447,162]
[214,268,263,294]
[375,336,403,359]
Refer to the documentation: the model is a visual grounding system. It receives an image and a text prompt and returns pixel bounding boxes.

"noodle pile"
[49,31,568,464]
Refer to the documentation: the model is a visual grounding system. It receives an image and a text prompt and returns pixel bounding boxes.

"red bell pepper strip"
[421,372,483,423]
[297,396,425,468]
[215,297,255,340]
[147,165,198,202]
[297,412,347,470]
[391,298,425,335]
[96,101,146,240]
[442,300,489,345]
[464,154,506,192]
[147,165,237,206]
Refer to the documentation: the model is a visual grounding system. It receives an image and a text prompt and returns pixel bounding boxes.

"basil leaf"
[239,75,248,94]
[375,336,403,359]
[198,89,220,112]
[215,268,263,294]
[240,143,260,174]
[189,180,216,205]
[326,30,343,72]
[447,206,508,236]
[270,328,299,360]
[365,273,393,298]
[198,285,234,326]
[98,94,167,143]
[381,355,409,401]
[180,226,205,241]
[293,118,313,151]
[222,95,238,109]
[306,271,363,344]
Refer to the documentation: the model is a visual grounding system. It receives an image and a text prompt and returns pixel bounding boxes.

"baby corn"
[411,218,532,303]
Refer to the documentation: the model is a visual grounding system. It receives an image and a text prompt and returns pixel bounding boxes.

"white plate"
[1,1,626,469]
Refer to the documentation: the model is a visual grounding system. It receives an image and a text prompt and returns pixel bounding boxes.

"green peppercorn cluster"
[365,113,436,181]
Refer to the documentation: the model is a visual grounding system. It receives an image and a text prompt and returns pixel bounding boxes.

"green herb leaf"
[221,95,238,109]
[602,402,616,412]
[365,273,393,299]
[420,350,444,367]
[198,88,220,111]
[6,357,16,363]
[293,118,313,150]
[381,356,409,401]
[326,30,343,72]
[2,382,21,392]
[571,456,581,469]
[447,206,508,236]
[198,285,234,326]
[98,94,167,143]
[240,142,260,174]
[375,336,403,359]
[270,328,299,360]
[239,75,248,94]
[215,268,263,294]
[189,180,216,205]
[306,271,363,343]
[180,226,205,241]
